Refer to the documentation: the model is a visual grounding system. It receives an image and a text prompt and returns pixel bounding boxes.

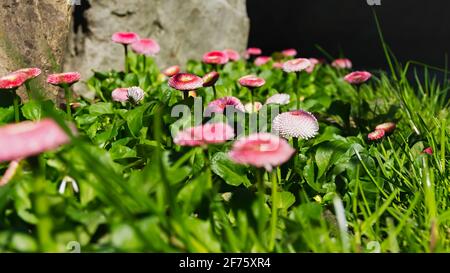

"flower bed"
[0,33,448,253]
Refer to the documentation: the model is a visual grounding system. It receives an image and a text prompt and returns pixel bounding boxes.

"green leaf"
[88,102,114,115]
[211,152,251,187]
[126,103,150,137]
[274,191,296,209]
[315,144,334,179]
[21,101,42,120]
[0,106,14,125]
[10,233,38,252]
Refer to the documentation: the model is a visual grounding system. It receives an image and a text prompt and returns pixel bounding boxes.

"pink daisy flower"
[423,147,433,155]
[168,73,203,91]
[272,62,284,69]
[131,38,160,56]
[368,129,385,141]
[174,122,235,147]
[344,71,372,85]
[224,49,240,61]
[305,58,319,73]
[111,32,140,45]
[282,48,297,57]
[0,119,76,162]
[0,72,28,90]
[202,71,220,87]
[228,133,295,171]
[272,110,319,139]
[111,88,129,102]
[375,122,396,134]
[202,51,229,65]
[205,96,245,115]
[266,93,290,105]
[14,68,41,81]
[244,102,263,113]
[238,75,266,89]
[127,86,144,104]
[47,72,81,86]
[254,56,271,66]
[162,65,180,77]
[283,58,312,73]
[332,58,352,69]
[246,47,262,56]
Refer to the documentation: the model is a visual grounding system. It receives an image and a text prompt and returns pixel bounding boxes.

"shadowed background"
[247,0,450,72]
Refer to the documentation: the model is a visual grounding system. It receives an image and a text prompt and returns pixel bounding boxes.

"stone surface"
[64,0,250,96]
[0,0,73,100]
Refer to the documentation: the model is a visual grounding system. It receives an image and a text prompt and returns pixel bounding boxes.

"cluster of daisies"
[163,46,399,171]
[0,30,431,187]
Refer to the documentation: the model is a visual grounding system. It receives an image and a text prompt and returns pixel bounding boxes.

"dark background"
[246,0,450,71]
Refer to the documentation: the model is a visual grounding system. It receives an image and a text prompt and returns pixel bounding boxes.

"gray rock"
[64,0,249,97]
[0,0,73,100]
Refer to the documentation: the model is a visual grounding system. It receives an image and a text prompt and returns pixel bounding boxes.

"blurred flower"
[0,72,28,90]
[131,38,160,56]
[127,86,144,104]
[202,71,220,87]
[272,110,319,139]
[246,47,262,56]
[70,102,82,110]
[266,93,290,105]
[344,71,372,85]
[238,75,265,88]
[162,65,180,77]
[282,48,297,57]
[283,58,312,73]
[205,96,245,115]
[202,51,229,65]
[111,88,129,102]
[332,58,352,69]
[375,122,396,134]
[174,122,235,146]
[423,147,433,155]
[254,56,271,66]
[228,133,295,171]
[168,73,203,91]
[305,58,319,73]
[272,62,283,69]
[0,160,20,187]
[14,68,41,81]
[47,72,81,86]
[224,49,240,61]
[368,129,385,141]
[244,102,263,113]
[59,176,79,194]
[111,32,140,45]
[0,119,76,162]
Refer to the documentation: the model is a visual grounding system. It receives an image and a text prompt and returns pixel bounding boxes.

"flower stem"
[250,88,255,107]
[35,155,56,252]
[204,149,212,187]
[63,85,72,119]
[124,45,129,74]
[25,81,32,100]
[296,72,301,109]
[255,168,266,209]
[212,85,217,100]
[269,171,278,251]
[143,55,147,71]
[13,93,20,123]
[293,137,299,168]
[183,91,189,100]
